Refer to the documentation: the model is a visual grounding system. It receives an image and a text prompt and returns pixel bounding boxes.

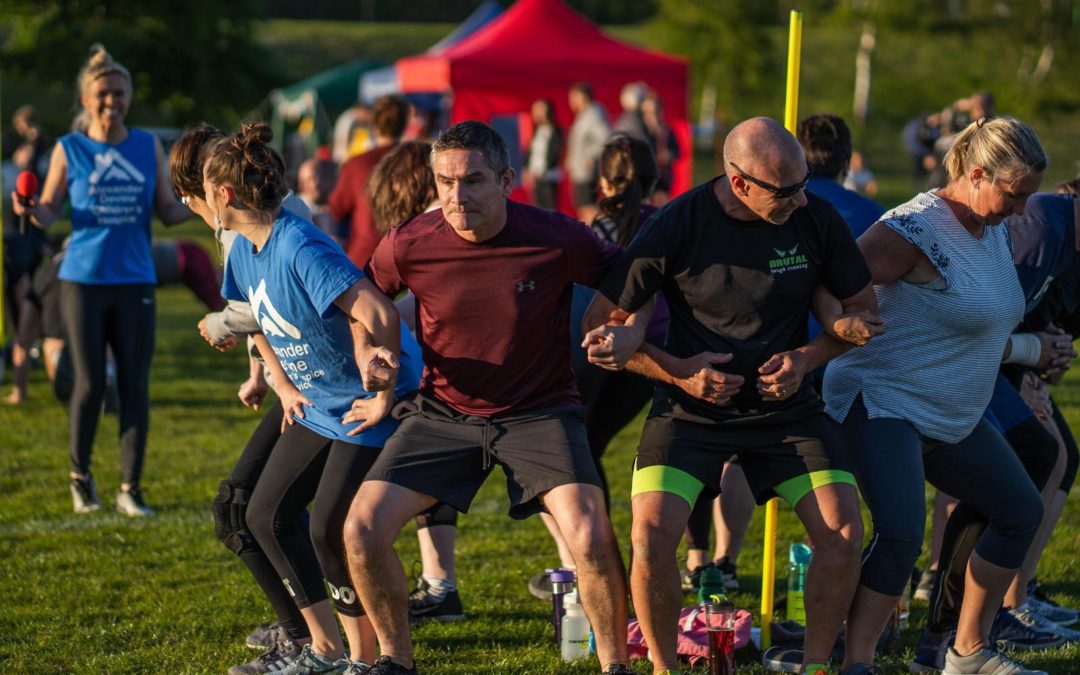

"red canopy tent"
[396,0,692,207]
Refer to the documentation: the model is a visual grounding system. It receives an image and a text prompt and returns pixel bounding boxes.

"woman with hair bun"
[11,44,194,517]
[205,122,421,675]
[823,116,1049,674]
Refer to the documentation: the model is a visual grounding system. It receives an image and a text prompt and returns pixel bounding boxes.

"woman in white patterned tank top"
[823,117,1049,675]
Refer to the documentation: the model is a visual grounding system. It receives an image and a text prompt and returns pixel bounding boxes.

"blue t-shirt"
[1006,193,1077,312]
[222,208,421,446]
[806,178,885,341]
[806,178,885,241]
[58,129,158,284]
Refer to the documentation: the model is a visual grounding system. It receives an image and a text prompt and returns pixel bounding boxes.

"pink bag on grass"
[627,604,753,666]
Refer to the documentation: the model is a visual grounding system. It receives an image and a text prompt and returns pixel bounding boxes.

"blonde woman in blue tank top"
[822,117,1048,675]
[11,45,194,517]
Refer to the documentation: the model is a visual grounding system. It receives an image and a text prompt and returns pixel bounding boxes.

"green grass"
[2,226,1080,673]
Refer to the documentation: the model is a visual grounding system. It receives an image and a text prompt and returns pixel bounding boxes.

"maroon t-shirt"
[367,200,622,416]
[328,144,396,267]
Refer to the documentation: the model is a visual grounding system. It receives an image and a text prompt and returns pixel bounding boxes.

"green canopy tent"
[265,58,384,162]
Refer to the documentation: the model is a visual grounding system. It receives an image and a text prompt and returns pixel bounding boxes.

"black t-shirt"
[599,177,871,425]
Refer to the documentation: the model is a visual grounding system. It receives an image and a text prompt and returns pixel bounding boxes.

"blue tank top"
[58,129,158,284]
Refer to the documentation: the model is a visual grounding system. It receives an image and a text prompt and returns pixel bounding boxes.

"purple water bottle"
[549,568,576,643]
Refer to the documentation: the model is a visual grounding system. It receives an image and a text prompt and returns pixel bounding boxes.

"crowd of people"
[4,44,1080,675]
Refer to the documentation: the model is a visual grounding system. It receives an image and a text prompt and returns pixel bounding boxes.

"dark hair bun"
[239,122,274,146]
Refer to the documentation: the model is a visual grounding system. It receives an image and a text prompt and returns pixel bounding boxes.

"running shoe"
[341,661,371,675]
[760,645,804,672]
[942,647,1046,674]
[527,571,553,601]
[914,568,936,602]
[680,562,712,592]
[716,556,739,590]
[229,635,302,674]
[1025,593,1080,627]
[909,628,955,673]
[602,665,634,674]
[990,607,1065,651]
[1009,604,1080,643]
[247,622,286,650]
[366,656,417,675]
[408,577,465,624]
[276,644,348,675]
[70,474,101,513]
[115,484,155,517]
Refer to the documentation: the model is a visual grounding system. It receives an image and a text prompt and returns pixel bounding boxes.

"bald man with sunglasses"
[583,117,879,675]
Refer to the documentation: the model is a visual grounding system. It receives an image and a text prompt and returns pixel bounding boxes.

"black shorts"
[633,411,855,508]
[364,393,602,519]
[572,180,597,208]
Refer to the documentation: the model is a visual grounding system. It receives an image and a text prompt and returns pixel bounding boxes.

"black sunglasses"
[729,162,813,199]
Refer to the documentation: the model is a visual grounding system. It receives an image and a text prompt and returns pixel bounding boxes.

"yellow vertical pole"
[761,8,803,652]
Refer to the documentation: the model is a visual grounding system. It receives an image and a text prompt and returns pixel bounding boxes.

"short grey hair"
[430,121,510,176]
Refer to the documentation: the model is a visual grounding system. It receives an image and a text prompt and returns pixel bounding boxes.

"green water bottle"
[787,543,812,626]
[698,564,728,604]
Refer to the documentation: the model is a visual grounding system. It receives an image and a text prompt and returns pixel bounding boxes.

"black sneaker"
[408,577,465,624]
[715,556,739,590]
[70,474,101,513]
[908,628,953,672]
[602,665,634,674]
[367,656,416,675]
[990,606,1066,651]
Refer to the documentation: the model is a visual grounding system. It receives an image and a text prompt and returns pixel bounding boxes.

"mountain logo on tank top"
[768,244,809,275]
[88,149,146,185]
[249,279,302,339]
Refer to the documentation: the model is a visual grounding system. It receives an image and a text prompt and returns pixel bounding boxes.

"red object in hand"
[16,170,39,200]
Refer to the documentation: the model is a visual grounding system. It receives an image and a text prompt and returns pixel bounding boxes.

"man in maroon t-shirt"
[328,94,409,267]
[342,122,640,675]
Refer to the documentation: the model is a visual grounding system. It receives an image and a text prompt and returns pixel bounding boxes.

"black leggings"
[927,415,1059,633]
[214,402,310,641]
[1051,401,1079,492]
[60,282,155,485]
[246,423,378,617]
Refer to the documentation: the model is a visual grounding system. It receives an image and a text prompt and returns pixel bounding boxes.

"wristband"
[1004,333,1041,366]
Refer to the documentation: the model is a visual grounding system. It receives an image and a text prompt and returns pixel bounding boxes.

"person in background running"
[207,122,421,675]
[11,44,194,517]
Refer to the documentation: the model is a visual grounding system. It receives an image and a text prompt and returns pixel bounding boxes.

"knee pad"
[212,479,257,555]
[416,503,458,529]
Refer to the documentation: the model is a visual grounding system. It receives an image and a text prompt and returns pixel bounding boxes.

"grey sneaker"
[247,622,287,650]
[1026,594,1080,627]
[914,568,936,602]
[341,661,371,675]
[70,474,101,513]
[943,647,1046,674]
[229,636,302,674]
[115,485,155,517]
[277,644,348,675]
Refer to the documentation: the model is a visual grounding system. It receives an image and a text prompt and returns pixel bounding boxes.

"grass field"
[1,223,1080,674]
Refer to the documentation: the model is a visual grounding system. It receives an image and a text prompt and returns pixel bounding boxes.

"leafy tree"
[1,0,276,128]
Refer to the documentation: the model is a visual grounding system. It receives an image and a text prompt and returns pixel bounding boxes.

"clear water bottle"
[560,591,591,661]
[787,543,812,626]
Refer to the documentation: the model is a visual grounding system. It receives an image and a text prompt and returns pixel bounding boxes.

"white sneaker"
[115,486,155,517]
[70,474,102,513]
[943,647,1046,674]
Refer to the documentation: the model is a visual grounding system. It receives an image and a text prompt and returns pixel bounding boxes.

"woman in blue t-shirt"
[11,45,193,517]
[206,122,421,674]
